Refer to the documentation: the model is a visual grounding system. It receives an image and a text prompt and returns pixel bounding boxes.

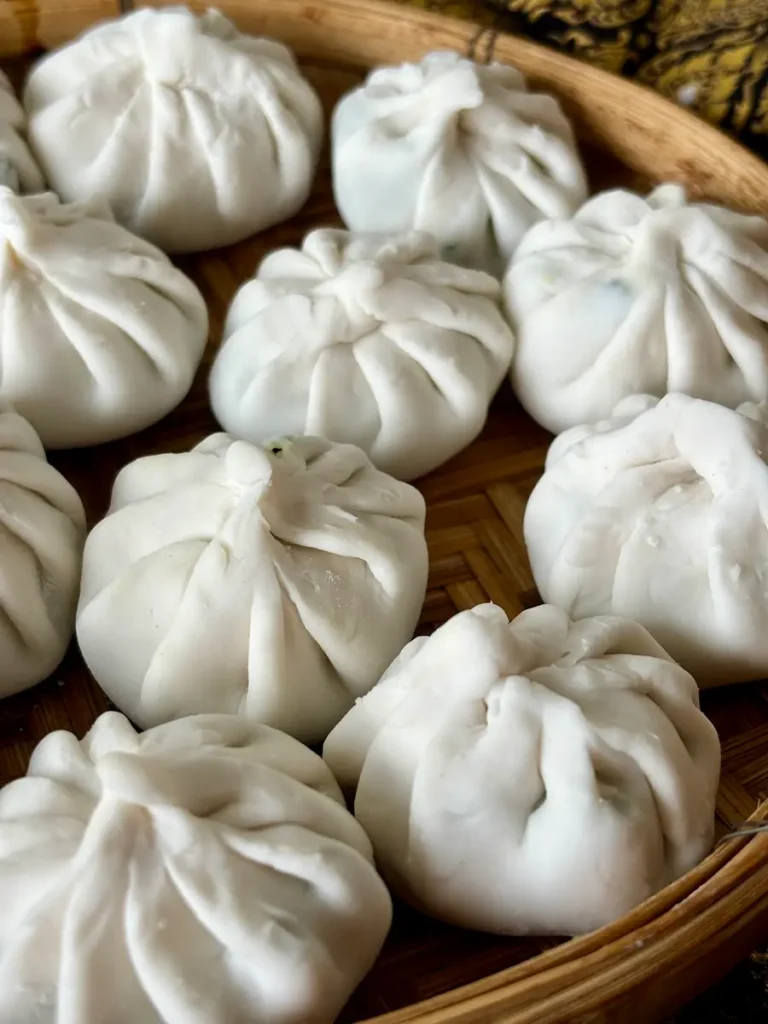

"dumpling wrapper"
[525,391,768,685]
[324,602,720,937]
[23,6,323,253]
[209,229,515,481]
[77,434,428,743]
[505,184,768,433]
[0,711,392,1023]
[332,50,587,274]
[0,71,44,193]
[0,187,208,448]
[0,403,85,697]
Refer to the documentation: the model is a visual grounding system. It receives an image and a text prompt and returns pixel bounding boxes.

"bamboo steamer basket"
[2,0,768,1021]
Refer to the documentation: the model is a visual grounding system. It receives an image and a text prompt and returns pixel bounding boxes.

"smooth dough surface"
[505,183,768,433]
[525,392,768,685]
[24,6,323,253]
[0,404,85,698]
[209,229,516,481]
[332,51,587,273]
[324,602,720,937]
[0,187,208,448]
[0,72,44,193]
[77,434,428,743]
[0,711,392,1024]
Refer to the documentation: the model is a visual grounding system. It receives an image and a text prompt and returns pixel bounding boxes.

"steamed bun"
[505,184,768,433]
[24,6,324,253]
[332,51,587,273]
[0,71,43,193]
[324,603,720,937]
[0,712,392,1024]
[209,229,515,481]
[77,434,428,743]
[0,404,85,698]
[0,187,208,448]
[525,392,768,684]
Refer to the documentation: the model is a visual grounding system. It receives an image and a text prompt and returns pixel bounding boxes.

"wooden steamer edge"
[2,0,768,1021]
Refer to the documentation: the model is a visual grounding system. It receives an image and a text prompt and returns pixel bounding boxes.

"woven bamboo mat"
[0,61,767,1021]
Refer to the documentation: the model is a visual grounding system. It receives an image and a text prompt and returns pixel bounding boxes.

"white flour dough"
[0,187,208,448]
[24,6,323,253]
[324,603,720,936]
[77,434,428,743]
[526,392,768,684]
[506,184,768,433]
[332,51,587,273]
[0,712,392,1023]
[210,229,515,481]
[0,71,43,193]
[0,404,85,698]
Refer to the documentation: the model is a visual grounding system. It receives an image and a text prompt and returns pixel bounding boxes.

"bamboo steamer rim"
[2,0,768,1022]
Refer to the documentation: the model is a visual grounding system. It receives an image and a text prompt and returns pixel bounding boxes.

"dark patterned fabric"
[400,0,768,155]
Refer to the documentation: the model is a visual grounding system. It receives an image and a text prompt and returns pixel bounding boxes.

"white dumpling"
[209,229,515,481]
[23,6,323,254]
[0,404,85,697]
[0,187,208,448]
[525,392,768,685]
[505,183,768,434]
[0,711,392,1024]
[324,603,720,937]
[77,434,428,743]
[332,51,587,274]
[0,71,44,193]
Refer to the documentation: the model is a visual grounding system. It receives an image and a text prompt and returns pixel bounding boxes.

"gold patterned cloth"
[400,0,768,156]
